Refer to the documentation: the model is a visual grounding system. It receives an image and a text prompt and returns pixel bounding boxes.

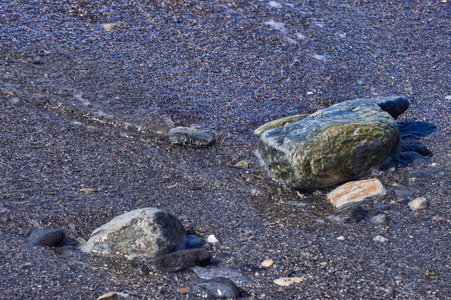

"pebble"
[235,160,249,169]
[148,248,211,272]
[80,187,95,193]
[25,228,65,247]
[261,258,274,268]
[327,179,386,208]
[431,215,443,221]
[190,277,241,299]
[102,23,122,31]
[336,236,345,240]
[327,205,366,224]
[273,277,306,286]
[373,235,388,243]
[177,287,189,294]
[97,292,120,300]
[369,214,390,225]
[207,235,219,243]
[408,197,429,211]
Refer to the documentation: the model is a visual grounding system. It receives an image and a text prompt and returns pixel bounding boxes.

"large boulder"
[256,97,408,189]
[83,208,186,260]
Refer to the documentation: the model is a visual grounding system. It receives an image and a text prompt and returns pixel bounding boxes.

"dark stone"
[149,248,211,272]
[327,205,366,224]
[376,96,409,119]
[190,277,241,299]
[25,228,65,247]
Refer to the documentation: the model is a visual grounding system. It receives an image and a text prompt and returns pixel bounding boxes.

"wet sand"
[0,0,450,299]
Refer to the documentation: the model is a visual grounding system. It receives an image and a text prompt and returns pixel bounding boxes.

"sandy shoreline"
[1,0,450,299]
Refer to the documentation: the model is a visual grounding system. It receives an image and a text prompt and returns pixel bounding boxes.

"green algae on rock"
[256,97,409,190]
[253,114,310,136]
[83,208,186,260]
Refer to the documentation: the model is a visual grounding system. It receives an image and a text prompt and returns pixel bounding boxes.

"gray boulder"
[83,208,186,260]
[257,97,408,189]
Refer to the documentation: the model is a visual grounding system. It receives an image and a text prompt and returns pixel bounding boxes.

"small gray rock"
[408,197,429,211]
[191,277,241,299]
[168,127,215,148]
[25,228,65,247]
[149,248,211,272]
[369,214,389,225]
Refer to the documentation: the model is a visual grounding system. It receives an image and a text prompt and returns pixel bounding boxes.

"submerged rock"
[190,277,241,299]
[25,228,65,247]
[257,97,408,189]
[327,178,386,208]
[168,127,215,148]
[83,208,186,260]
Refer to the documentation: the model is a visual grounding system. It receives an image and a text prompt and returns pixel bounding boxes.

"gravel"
[0,0,450,299]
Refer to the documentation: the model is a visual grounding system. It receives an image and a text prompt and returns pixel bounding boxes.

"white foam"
[268,1,282,8]
[312,54,326,61]
[286,37,298,44]
[264,20,287,34]
[296,32,307,40]
[74,92,90,106]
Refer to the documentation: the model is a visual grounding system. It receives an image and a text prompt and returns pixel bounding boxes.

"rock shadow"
[391,121,437,167]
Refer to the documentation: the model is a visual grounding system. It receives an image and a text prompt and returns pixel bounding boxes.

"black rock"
[25,228,65,247]
[149,248,211,272]
[190,277,241,299]
[327,205,366,224]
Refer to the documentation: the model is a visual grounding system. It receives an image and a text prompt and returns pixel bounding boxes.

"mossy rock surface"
[83,208,186,260]
[257,97,408,189]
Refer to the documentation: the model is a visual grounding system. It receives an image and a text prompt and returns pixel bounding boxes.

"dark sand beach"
[0,0,450,299]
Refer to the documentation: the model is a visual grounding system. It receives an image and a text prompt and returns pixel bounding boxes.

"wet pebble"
[148,248,211,272]
[168,127,215,148]
[408,197,429,211]
[373,235,388,243]
[190,277,241,299]
[235,160,249,169]
[97,292,120,300]
[327,205,366,224]
[207,234,219,243]
[25,228,65,247]
[369,214,390,225]
[327,179,386,208]
[261,258,274,268]
[273,277,305,286]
